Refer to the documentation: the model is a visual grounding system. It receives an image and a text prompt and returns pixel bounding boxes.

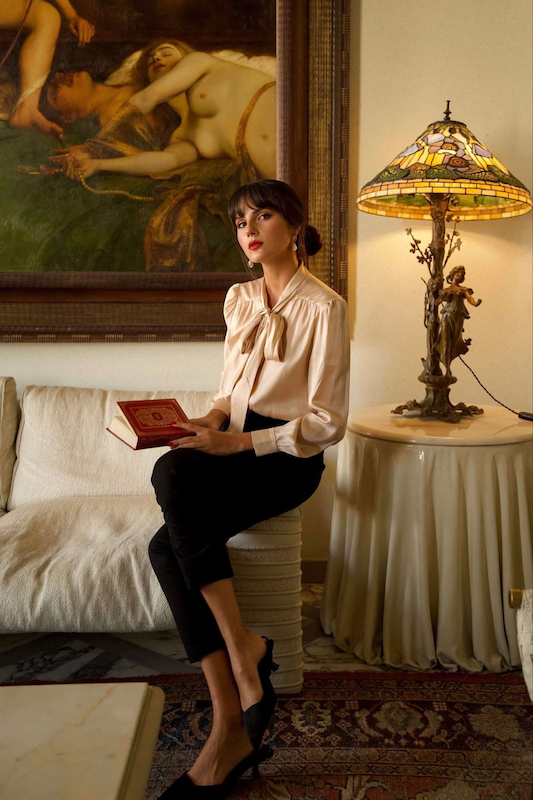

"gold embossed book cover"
[107,398,189,449]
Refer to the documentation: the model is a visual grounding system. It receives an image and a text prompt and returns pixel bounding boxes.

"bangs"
[228,182,295,225]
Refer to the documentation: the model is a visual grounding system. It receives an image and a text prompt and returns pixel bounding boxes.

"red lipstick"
[248,241,263,250]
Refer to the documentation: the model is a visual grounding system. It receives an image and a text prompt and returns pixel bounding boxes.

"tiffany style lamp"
[356,103,532,423]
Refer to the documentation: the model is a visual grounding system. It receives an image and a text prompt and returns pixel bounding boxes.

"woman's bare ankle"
[228,629,264,670]
[211,710,245,734]
[226,630,268,711]
[188,723,252,785]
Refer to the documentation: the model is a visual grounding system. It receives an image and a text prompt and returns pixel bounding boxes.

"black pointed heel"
[158,745,273,799]
[243,637,279,750]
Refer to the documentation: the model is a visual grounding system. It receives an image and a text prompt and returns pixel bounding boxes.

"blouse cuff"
[251,427,279,457]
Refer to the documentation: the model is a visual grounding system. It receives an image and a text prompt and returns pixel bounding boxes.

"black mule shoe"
[158,744,273,799]
[243,637,279,750]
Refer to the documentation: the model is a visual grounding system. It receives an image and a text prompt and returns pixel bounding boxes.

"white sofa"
[0,377,304,692]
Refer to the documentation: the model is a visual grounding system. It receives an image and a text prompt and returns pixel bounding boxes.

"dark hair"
[228,179,323,257]
[39,72,180,145]
[133,39,195,86]
[39,87,63,123]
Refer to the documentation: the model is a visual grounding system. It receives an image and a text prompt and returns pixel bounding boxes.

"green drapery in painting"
[0,117,247,273]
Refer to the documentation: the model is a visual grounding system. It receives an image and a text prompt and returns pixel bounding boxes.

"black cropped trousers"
[148,411,324,663]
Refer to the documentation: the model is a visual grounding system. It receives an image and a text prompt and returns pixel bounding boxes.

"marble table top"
[348,404,533,446]
[0,682,163,799]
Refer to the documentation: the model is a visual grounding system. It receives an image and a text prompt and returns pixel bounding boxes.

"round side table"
[320,405,533,671]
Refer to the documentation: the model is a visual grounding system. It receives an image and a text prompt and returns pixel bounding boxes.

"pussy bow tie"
[238,268,307,363]
[228,269,306,434]
[240,308,285,362]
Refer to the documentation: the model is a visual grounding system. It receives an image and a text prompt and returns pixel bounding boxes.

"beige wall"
[350,0,532,415]
[1,0,532,559]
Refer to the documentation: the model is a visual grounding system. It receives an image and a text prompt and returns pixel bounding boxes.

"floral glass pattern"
[357,118,532,220]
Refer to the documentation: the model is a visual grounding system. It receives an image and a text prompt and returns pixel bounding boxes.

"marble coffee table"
[0,682,164,799]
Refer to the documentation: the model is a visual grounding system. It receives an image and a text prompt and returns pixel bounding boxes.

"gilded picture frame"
[0,0,349,342]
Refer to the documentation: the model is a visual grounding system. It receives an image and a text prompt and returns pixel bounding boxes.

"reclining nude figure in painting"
[0,0,94,137]
[53,39,276,182]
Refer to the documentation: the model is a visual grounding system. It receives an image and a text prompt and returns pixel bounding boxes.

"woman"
[436,265,482,376]
[149,179,350,799]
[60,39,276,183]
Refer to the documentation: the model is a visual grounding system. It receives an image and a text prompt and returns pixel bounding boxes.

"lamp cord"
[459,356,521,416]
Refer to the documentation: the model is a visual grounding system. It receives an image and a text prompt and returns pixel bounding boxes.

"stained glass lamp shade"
[357,116,532,221]
[356,106,532,422]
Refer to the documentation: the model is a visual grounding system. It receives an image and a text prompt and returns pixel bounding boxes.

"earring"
[247,259,254,268]
[293,238,298,251]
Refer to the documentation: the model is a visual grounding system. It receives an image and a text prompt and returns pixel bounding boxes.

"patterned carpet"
[1,585,531,799]
[145,671,532,800]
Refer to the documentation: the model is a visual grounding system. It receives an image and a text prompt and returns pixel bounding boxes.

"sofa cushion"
[0,377,18,512]
[8,386,213,510]
[0,497,302,634]
[0,496,173,632]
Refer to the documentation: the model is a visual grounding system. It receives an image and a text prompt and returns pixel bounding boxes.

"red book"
[106,398,192,450]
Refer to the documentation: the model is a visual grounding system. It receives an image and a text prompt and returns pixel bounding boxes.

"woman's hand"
[51,145,91,163]
[68,15,95,47]
[63,156,100,182]
[187,410,228,431]
[169,423,252,456]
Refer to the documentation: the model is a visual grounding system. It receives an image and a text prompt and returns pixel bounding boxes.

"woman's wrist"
[58,1,76,21]
[234,432,253,453]
[209,409,229,429]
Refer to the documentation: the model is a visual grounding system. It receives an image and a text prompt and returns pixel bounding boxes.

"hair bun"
[304,225,323,256]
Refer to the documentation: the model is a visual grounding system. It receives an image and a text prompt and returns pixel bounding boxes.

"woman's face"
[46,71,94,119]
[453,268,465,284]
[147,44,183,83]
[235,204,297,265]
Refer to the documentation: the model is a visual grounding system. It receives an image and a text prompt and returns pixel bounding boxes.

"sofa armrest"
[0,377,19,512]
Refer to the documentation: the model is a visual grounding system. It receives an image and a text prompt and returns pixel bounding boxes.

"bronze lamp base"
[392,373,483,424]
[391,193,484,424]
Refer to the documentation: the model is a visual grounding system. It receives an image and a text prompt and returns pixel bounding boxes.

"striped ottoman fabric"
[228,507,303,694]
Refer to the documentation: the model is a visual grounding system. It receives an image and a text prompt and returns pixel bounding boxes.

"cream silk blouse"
[211,265,350,458]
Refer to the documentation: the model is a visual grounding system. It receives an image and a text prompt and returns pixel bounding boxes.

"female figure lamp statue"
[435,265,482,378]
[393,223,485,423]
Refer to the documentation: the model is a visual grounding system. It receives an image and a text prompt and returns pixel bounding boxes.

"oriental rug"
[145,671,532,800]
[2,669,531,798]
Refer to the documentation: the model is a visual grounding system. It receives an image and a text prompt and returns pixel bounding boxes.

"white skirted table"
[321,405,533,672]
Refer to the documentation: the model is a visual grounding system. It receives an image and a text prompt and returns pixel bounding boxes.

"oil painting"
[0,0,349,341]
[0,0,276,275]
